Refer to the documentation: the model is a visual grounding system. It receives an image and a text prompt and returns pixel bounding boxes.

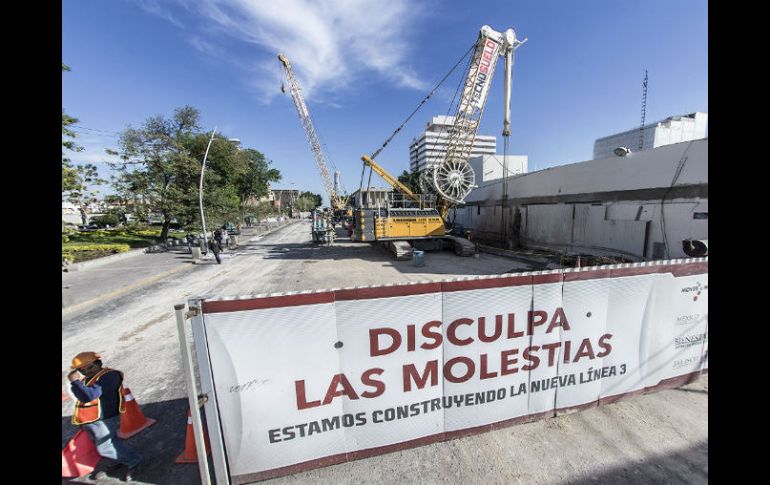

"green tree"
[295,194,319,212]
[112,106,283,238]
[64,164,107,225]
[298,191,322,208]
[62,62,83,192]
[397,170,420,193]
[113,106,202,239]
[235,149,281,207]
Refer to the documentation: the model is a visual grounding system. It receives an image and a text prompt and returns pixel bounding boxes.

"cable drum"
[418,169,436,196]
[432,157,476,204]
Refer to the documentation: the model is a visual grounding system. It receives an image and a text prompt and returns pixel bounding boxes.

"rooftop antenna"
[638,69,648,151]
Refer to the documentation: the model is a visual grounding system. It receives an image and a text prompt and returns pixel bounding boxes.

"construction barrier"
[187,258,707,484]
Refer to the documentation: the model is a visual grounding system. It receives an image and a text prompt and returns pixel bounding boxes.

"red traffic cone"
[118,387,157,439]
[62,429,102,478]
[176,409,211,463]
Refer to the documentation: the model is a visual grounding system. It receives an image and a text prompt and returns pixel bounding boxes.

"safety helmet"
[71,351,101,370]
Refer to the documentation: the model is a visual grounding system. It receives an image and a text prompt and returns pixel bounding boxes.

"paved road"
[62,221,707,484]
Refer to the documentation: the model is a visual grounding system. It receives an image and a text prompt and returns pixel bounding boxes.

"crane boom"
[361,154,421,204]
[421,25,525,207]
[278,53,343,209]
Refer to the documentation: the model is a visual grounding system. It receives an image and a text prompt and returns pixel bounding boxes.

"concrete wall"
[455,138,708,260]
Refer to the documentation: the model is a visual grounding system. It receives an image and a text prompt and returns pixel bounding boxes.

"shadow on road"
[62,397,208,485]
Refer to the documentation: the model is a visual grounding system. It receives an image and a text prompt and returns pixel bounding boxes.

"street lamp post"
[199,131,241,258]
[199,127,217,256]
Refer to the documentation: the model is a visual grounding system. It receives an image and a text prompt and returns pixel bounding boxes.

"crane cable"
[361,43,475,206]
[369,43,475,161]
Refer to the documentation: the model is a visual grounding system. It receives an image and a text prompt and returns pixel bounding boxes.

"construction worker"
[208,237,222,264]
[67,352,142,481]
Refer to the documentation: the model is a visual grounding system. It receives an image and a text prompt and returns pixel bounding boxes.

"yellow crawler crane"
[353,155,472,259]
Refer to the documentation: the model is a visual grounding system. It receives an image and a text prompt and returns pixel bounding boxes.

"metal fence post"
[175,303,211,484]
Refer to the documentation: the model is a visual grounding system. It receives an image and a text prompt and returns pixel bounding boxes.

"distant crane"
[277,53,346,210]
[638,69,648,151]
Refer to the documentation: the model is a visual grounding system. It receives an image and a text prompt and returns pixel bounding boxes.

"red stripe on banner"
[610,261,708,279]
[444,423,492,441]
[598,388,645,406]
[609,265,679,278]
[668,261,708,277]
[487,410,554,432]
[563,268,612,282]
[232,432,446,484]
[345,432,446,461]
[530,273,563,285]
[555,400,599,416]
[442,275,532,292]
[232,452,351,484]
[233,371,706,482]
[202,292,335,313]
[644,370,706,393]
[335,282,442,301]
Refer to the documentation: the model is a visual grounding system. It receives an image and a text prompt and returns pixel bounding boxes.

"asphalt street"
[62,220,707,485]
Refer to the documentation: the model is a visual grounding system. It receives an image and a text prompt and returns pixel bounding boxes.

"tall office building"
[593,112,707,159]
[409,115,497,173]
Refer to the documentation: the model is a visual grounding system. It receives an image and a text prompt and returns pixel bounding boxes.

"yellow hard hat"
[71,351,101,370]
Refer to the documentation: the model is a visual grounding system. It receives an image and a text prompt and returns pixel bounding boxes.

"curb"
[66,248,146,272]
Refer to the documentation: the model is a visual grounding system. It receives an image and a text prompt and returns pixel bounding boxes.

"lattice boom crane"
[278,53,344,209]
[420,25,526,212]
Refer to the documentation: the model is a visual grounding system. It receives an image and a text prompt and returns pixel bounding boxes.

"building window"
[693,212,708,220]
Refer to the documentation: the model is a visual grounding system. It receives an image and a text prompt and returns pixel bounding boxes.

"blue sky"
[63,0,708,204]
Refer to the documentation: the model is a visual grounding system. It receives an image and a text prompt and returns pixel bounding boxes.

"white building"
[456,138,707,260]
[409,115,496,173]
[468,154,528,186]
[349,187,392,209]
[593,112,707,159]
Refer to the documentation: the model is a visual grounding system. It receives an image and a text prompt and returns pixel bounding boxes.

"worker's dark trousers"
[82,415,142,467]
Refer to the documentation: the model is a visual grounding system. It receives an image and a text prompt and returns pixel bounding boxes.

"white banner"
[195,260,708,483]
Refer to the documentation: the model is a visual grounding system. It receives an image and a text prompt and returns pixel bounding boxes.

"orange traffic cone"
[62,429,102,478]
[176,409,211,463]
[118,387,157,439]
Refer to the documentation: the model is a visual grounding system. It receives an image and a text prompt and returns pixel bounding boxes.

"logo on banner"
[681,281,707,301]
[672,353,707,370]
[675,313,706,326]
[674,332,707,349]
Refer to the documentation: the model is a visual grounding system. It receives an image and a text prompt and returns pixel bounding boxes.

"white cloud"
[141,0,429,103]
[134,0,185,29]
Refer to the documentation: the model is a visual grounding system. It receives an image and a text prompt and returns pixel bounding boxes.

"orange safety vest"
[71,368,125,425]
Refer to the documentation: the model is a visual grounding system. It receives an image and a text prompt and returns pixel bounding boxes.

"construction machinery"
[354,25,526,259]
[278,53,349,213]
